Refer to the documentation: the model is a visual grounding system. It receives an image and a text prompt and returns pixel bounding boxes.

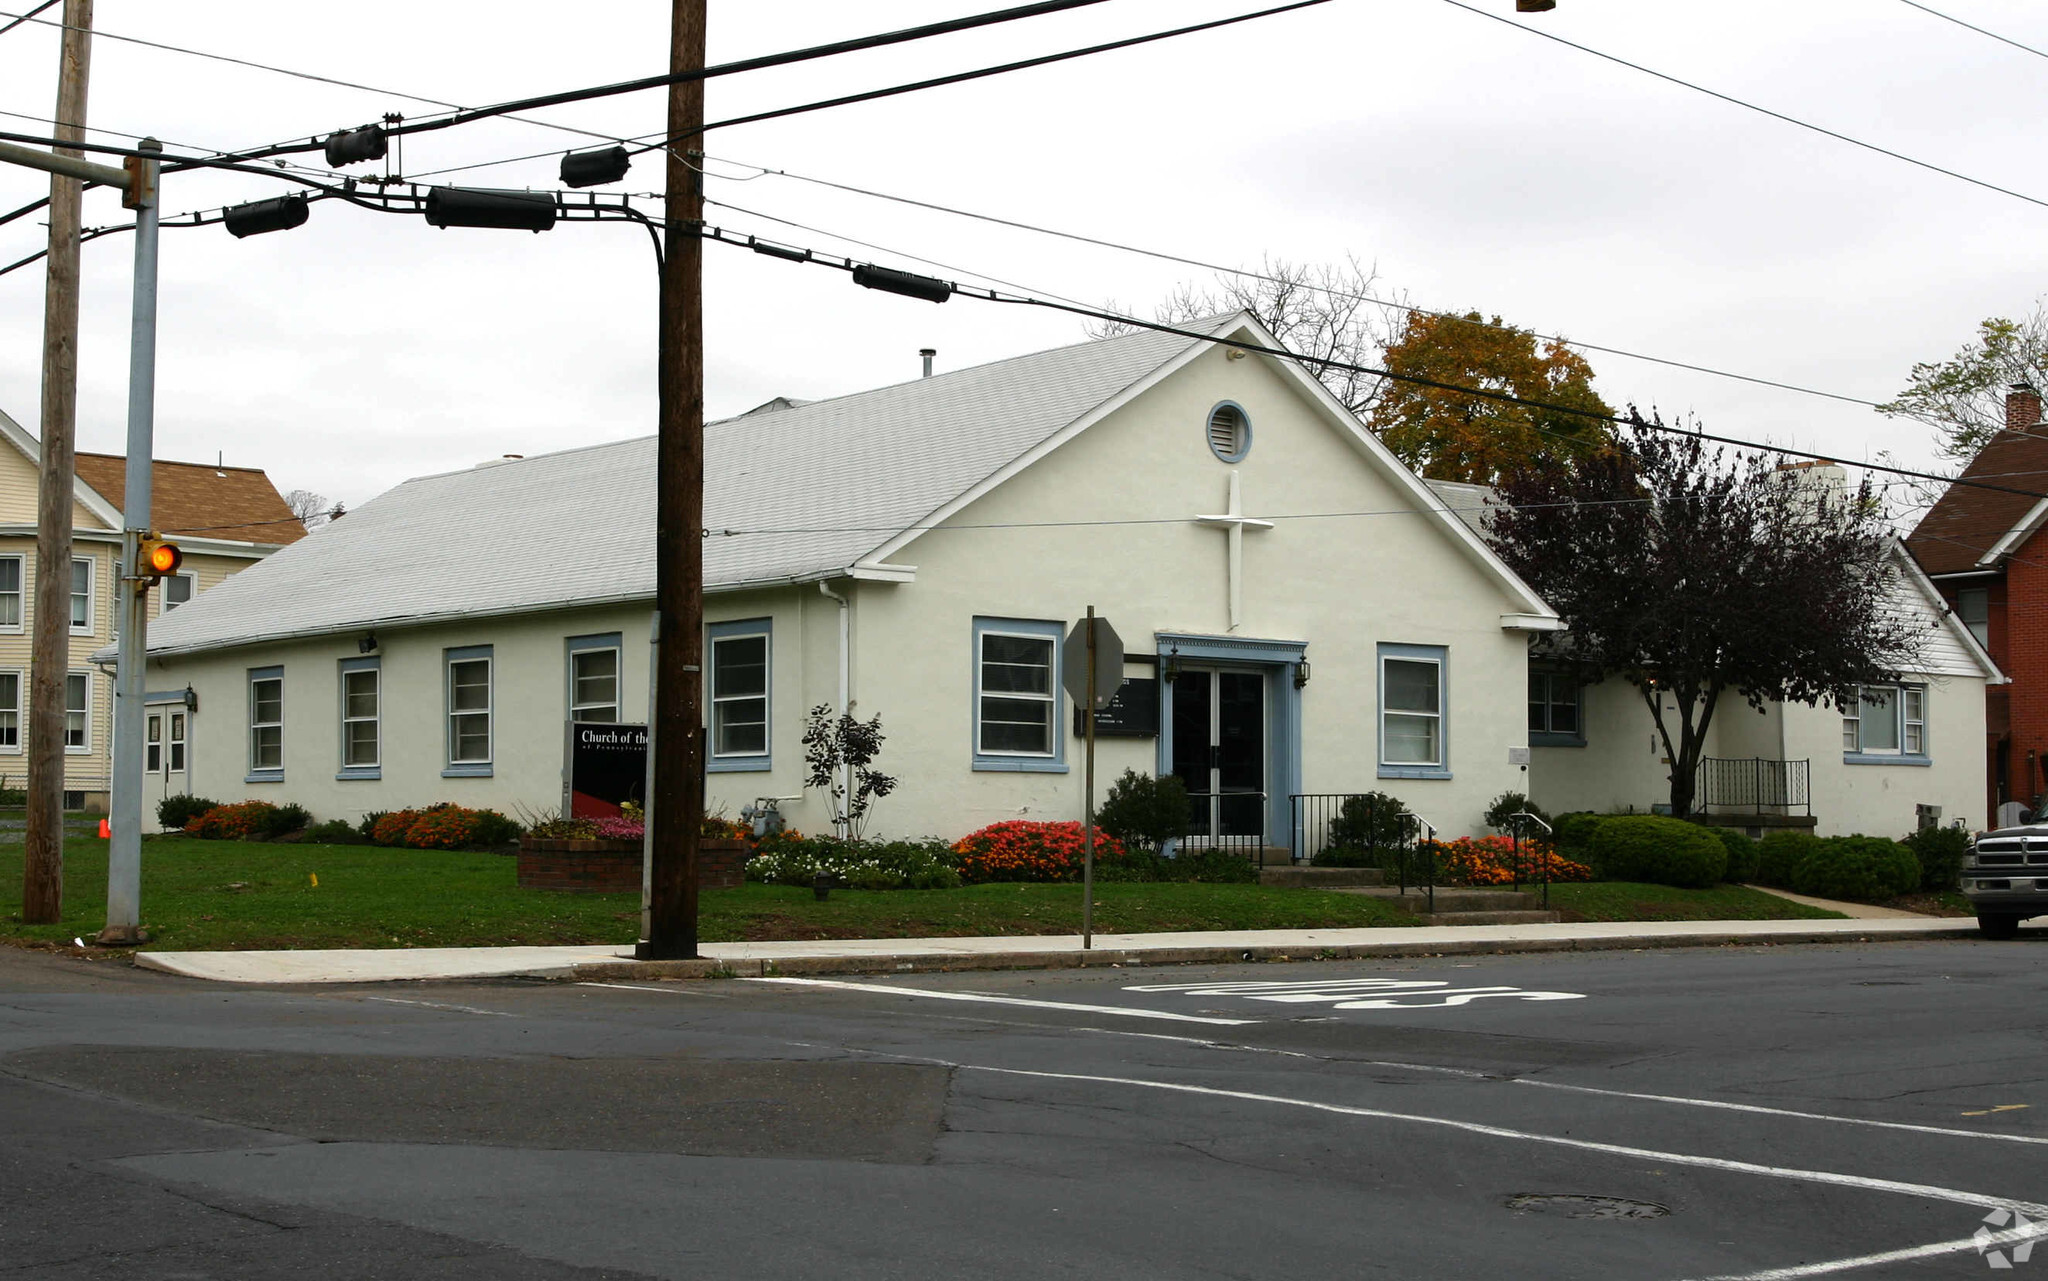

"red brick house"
[1906,385,2048,821]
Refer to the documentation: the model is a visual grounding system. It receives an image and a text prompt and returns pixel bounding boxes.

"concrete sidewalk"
[130,915,2000,986]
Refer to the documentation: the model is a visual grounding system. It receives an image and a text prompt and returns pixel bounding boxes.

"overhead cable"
[0,0,57,38]
[1895,0,2048,61]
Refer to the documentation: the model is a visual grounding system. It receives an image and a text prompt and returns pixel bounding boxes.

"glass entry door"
[1171,668,1266,845]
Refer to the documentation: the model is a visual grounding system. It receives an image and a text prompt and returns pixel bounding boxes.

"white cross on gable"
[1196,470,1273,632]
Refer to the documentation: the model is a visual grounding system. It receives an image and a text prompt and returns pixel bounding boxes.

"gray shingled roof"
[1423,478,1497,540]
[139,319,1217,656]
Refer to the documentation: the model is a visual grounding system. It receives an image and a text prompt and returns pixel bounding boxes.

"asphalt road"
[2,937,2045,1280]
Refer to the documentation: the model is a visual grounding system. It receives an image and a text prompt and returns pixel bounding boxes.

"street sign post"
[1063,611,1121,949]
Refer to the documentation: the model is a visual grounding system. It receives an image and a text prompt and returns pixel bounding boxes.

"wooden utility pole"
[640,0,706,959]
[23,0,92,925]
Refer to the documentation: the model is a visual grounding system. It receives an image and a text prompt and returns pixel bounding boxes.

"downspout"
[818,579,851,836]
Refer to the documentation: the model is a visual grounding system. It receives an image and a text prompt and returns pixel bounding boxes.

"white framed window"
[567,634,621,723]
[445,646,492,773]
[0,670,20,751]
[248,666,283,776]
[709,621,770,766]
[1843,684,1928,760]
[161,571,196,612]
[974,620,1059,759]
[1379,643,1449,778]
[0,555,22,632]
[69,557,93,635]
[340,657,379,775]
[146,712,163,774]
[168,710,186,774]
[1956,587,1989,648]
[65,670,90,752]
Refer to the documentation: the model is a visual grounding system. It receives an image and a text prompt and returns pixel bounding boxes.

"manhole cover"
[1506,1194,1669,1220]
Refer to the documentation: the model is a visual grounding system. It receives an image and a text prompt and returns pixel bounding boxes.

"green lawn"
[1547,881,1846,922]
[0,839,1849,953]
[0,837,1421,952]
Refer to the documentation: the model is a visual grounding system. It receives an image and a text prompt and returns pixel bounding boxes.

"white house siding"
[1790,671,1988,836]
[1528,680,1679,816]
[840,342,1539,842]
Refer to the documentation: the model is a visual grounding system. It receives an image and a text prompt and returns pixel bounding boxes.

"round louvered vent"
[1206,402,1250,462]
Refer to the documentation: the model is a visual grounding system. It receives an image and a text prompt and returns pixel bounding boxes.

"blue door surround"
[1154,632,1306,847]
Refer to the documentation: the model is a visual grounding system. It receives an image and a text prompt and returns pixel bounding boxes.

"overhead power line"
[1896,0,2048,61]
[625,0,1332,157]
[0,0,57,38]
[686,216,2045,503]
[702,155,1884,409]
[1441,0,2048,214]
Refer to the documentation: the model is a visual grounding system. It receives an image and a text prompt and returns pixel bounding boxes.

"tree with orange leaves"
[1368,311,1612,485]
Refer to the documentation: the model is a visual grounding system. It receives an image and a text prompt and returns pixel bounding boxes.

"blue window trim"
[972,616,1067,773]
[708,618,772,773]
[1153,632,1305,847]
[566,631,625,723]
[1378,642,1451,780]
[247,664,283,784]
[444,644,493,778]
[1841,682,1930,768]
[1206,400,1252,464]
[336,654,381,781]
[1528,668,1584,748]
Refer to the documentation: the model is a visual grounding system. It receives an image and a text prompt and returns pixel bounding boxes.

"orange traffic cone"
[97,818,109,839]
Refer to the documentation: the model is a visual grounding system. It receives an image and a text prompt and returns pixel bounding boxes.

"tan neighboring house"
[0,407,304,810]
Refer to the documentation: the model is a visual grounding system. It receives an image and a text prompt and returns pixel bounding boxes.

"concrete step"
[1412,910,1563,926]
[1259,866,1387,888]
[1338,887,1546,914]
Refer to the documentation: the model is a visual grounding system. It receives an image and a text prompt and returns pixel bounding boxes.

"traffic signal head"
[135,535,181,592]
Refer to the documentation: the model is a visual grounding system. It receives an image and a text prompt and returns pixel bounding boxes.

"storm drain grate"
[1506,1194,1670,1220]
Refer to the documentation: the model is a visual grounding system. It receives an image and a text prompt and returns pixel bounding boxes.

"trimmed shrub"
[952,820,1125,884]
[1551,812,1604,861]
[1587,815,1727,889]
[1096,770,1193,851]
[260,802,312,840]
[1706,826,1760,883]
[1903,825,1970,892]
[1484,791,1551,834]
[1755,831,1821,888]
[158,793,221,832]
[466,808,522,847]
[404,805,482,850]
[1326,792,1412,852]
[1790,836,1921,902]
[369,810,419,847]
[304,817,367,845]
[185,801,280,841]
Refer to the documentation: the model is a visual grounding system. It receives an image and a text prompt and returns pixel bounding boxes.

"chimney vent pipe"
[920,348,936,378]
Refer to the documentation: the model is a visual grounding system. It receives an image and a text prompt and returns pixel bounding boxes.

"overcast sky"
[0,0,2043,514]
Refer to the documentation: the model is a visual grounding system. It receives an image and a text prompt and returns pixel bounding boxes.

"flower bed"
[1427,835,1591,887]
[952,820,1125,884]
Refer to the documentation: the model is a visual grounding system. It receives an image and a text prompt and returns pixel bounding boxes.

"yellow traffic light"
[135,534,181,593]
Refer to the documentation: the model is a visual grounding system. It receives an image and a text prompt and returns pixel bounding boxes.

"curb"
[562,924,1978,983]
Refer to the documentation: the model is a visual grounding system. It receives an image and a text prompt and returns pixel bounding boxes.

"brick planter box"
[518,836,750,892]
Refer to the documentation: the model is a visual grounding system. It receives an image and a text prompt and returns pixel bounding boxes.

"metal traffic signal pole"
[641,0,707,960]
[0,134,159,943]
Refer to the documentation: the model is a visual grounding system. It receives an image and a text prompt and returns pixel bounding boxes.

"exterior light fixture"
[851,263,952,304]
[323,125,388,167]
[1294,651,1311,689]
[182,685,198,712]
[1162,643,1181,683]
[423,187,558,232]
[358,633,378,654]
[560,146,632,188]
[223,194,310,239]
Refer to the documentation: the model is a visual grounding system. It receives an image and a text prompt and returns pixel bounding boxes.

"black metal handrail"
[1696,758,1811,815]
[1288,793,1436,912]
[1179,791,1269,862]
[1501,811,1552,909]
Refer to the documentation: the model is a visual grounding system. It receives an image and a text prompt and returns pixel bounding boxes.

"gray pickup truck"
[1963,824,2048,937]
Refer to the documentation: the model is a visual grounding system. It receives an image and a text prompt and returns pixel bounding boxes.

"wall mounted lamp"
[359,633,379,654]
[1294,651,1311,689]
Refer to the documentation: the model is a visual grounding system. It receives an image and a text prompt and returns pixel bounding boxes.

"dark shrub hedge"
[157,793,221,831]
[1552,812,1604,861]
[1755,831,1819,888]
[1902,825,1970,892]
[1706,826,1760,883]
[1587,815,1727,889]
[1790,836,1920,902]
[1095,769,1192,851]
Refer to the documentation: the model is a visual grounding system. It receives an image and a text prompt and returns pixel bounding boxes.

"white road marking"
[741,977,1255,1025]
[958,1064,2048,1220]
[578,981,728,998]
[1678,1220,2048,1280]
[361,997,516,1018]
[1516,1079,2048,1147]
[1125,976,1586,1010]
